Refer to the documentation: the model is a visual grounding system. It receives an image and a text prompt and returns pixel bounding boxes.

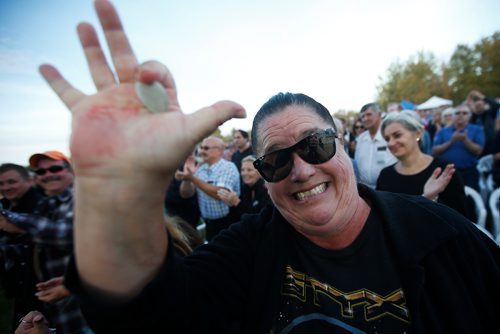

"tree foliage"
[376,31,499,110]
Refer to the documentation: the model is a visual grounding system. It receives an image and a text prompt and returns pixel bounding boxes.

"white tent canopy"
[416,96,453,110]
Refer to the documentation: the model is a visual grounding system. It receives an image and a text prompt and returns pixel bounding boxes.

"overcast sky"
[1,0,499,165]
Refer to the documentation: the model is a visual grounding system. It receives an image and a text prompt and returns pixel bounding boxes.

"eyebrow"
[263,128,320,155]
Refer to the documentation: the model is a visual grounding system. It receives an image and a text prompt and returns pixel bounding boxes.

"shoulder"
[362,186,489,260]
[378,164,397,179]
[430,157,451,168]
[357,131,370,141]
[467,123,482,130]
[221,159,239,176]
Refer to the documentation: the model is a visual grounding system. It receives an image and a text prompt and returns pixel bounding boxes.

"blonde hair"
[165,215,203,256]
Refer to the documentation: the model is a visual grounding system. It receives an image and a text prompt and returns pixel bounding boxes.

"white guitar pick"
[135,81,169,113]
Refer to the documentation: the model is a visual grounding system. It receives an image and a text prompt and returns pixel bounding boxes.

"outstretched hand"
[37,0,245,295]
[423,164,456,200]
[39,0,245,182]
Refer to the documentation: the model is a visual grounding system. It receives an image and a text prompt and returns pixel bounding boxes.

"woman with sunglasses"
[43,2,498,333]
[376,110,469,217]
[348,118,364,158]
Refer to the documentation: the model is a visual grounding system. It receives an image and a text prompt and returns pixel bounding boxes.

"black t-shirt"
[272,209,412,333]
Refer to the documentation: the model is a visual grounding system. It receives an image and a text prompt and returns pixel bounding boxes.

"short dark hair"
[0,163,30,180]
[251,92,335,154]
[360,102,381,113]
[235,129,249,140]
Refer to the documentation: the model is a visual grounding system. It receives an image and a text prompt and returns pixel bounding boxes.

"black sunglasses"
[253,128,338,182]
[199,146,217,151]
[34,165,65,176]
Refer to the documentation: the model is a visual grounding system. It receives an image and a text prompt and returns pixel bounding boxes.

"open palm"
[39,0,245,180]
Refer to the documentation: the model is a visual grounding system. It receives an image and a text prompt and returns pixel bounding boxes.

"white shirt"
[354,128,397,188]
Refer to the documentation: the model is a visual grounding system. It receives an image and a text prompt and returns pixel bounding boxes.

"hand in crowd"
[175,155,198,181]
[217,188,240,207]
[35,276,70,303]
[15,311,50,334]
[451,129,468,143]
[423,164,456,200]
[39,0,246,185]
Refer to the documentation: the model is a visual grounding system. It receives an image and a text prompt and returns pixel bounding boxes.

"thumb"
[187,100,246,142]
[33,314,44,323]
[33,314,48,331]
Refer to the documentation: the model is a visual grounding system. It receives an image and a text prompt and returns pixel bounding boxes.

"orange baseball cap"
[29,151,71,169]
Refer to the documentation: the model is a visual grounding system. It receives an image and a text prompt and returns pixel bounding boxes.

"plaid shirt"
[1,186,90,334]
[195,159,240,219]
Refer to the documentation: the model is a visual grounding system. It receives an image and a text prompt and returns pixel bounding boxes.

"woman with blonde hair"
[376,110,469,217]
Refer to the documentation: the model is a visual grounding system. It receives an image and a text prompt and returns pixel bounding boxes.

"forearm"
[2,212,73,245]
[0,215,25,234]
[190,175,222,199]
[74,175,168,298]
[462,138,483,156]
[432,141,451,155]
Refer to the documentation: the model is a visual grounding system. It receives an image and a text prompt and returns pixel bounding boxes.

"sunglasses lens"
[254,128,337,182]
[48,166,64,173]
[35,169,46,176]
[297,132,336,164]
[35,166,64,176]
[256,150,293,182]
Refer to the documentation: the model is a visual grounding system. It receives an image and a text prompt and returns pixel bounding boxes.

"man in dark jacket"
[39,1,498,333]
[467,89,500,156]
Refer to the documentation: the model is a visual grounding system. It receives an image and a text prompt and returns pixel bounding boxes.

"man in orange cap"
[28,151,73,197]
[0,151,91,333]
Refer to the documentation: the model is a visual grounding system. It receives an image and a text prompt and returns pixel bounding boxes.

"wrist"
[422,193,439,202]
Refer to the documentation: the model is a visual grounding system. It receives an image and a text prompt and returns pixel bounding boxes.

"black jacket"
[67,185,499,333]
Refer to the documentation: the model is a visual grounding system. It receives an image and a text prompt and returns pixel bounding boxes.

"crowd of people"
[0,1,499,333]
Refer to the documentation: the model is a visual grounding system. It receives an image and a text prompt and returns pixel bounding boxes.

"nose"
[386,136,396,148]
[289,153,316,182]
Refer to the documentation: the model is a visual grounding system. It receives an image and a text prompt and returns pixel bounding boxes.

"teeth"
[295,183,326,201]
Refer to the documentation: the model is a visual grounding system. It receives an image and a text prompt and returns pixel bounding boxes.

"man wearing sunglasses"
[0,151,91,333]
[177,136,240,241]
[41,2,497,333]
[432,104,485,191]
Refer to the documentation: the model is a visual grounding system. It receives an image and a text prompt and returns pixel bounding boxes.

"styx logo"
[281,265,411,323]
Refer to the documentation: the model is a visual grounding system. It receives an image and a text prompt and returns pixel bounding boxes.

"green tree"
[377,52,446,110]
[447,44,479,102]
[377,31,499,108]
[475,32,500,97]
